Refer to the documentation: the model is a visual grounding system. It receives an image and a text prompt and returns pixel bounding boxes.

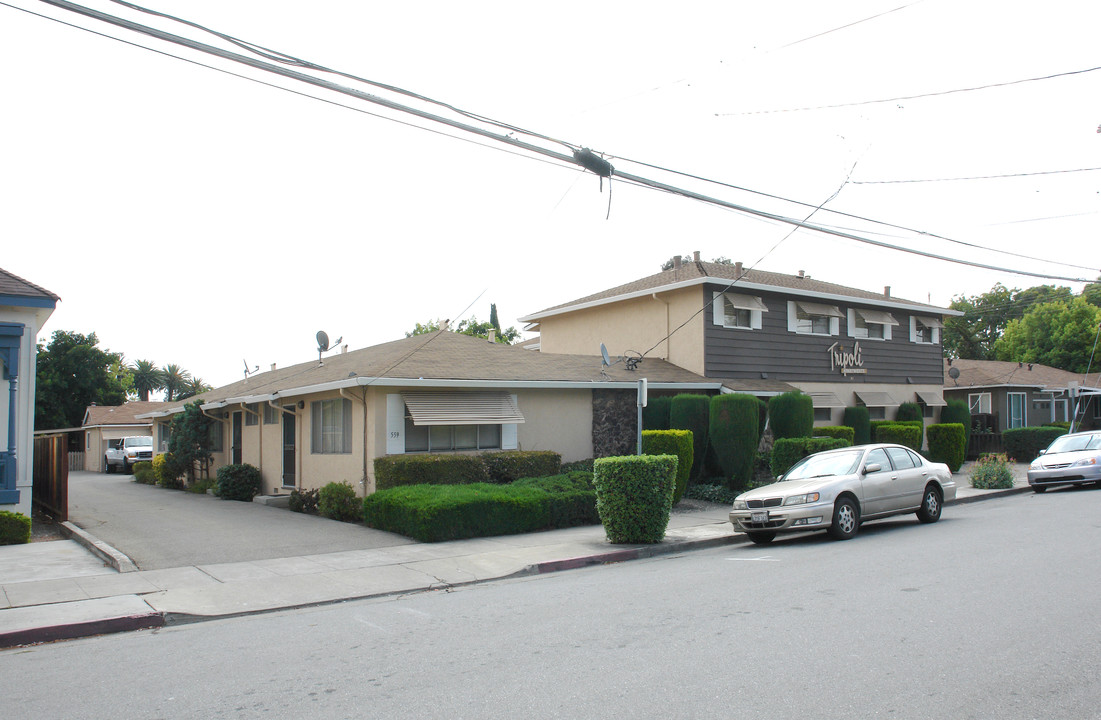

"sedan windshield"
[785,450,863,480]
[1047,434,1101,454]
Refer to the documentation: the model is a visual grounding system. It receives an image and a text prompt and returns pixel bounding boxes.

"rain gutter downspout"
[339,387,370,494]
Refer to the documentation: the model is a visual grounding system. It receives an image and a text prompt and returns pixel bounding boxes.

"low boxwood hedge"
[872,421,922,451]
[770,437,850,478]
[1003,426,1065,461]
[374,454,490,490]
[0,510,31,545]
[812,426,855,445]
[481,450,560,483]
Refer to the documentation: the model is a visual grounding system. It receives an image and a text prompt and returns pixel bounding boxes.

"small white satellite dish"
[317,331,330,352]
[600,343,611,367]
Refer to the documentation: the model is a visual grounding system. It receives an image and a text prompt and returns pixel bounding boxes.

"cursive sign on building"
[827,341,867,375]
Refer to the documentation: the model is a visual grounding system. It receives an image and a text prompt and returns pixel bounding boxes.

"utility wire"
[24,0,1100,285]
[853,166,1101,184]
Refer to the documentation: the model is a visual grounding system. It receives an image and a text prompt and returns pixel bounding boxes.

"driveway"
[67,471,415,570]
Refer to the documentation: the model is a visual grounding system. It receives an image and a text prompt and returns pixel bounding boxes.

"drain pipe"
[339,387,370,495]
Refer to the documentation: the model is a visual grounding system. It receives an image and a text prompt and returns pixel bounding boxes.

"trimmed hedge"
[873,422,922,451]
[843,406,871,445]
[670,394,710,479]
[132,460,156,485]
[927,423,966,472]
[362,472,598,542]
[896,402,923,423]
[940,399,971,457]
[0,510,31,545]
[374,454,490,490]
[642,395,672,431]
[642,430,693,505]
[768,391,813,440]
[319,481,362,522]
[593,455,677,544]
[481,451,561,483]
[708,394,760,491]
[1003,426,1065,461]
[812,426,855,445]
[770,437,850,478]
[214,463,262,501]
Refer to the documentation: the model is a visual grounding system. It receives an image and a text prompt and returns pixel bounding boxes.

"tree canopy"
[35,330,128,430]
[994,296,1101,373]
[407,313,520,344]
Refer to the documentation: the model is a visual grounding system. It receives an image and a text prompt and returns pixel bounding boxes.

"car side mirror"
[1038,449,1046,455]
[864,463,882,474]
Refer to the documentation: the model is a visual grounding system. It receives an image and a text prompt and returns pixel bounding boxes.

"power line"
[716,63,1101,116]
[20,0,1100,285]
[853,166,1101,184]
[779,1,922,49]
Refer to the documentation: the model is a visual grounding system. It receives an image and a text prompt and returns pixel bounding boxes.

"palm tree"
[130,359,165,401]
[178,376,212,400]
[162,364,191,402]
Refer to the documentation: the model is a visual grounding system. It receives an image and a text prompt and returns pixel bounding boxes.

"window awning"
[809,392,845,408]
[797,301,844,318]
[855,308,899,326]
[915,315,944,329]
[724,293,768,312]
[855,390,896,407]
[916,390,947,407]
[401,391,525,426]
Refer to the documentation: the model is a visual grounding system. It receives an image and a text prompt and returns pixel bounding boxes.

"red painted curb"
[0,612,165,649]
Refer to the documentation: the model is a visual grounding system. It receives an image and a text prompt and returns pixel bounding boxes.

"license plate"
[751,511,769,524]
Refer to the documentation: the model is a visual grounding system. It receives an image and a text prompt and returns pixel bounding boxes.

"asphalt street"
[7,486,1098,719]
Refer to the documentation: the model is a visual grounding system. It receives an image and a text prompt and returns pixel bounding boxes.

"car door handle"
[890,475,898,480]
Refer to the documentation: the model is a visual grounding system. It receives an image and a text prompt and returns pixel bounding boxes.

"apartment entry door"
[282,406,296,488]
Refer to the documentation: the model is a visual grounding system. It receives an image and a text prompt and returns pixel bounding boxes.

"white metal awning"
[916,390,947,407]
[855,308,899,326]
[797,301,844,318]
[915,315,944,329]
[855,390,897,407]
[724,292,769,312]
[401,391,525,425]
[809,392,846,408]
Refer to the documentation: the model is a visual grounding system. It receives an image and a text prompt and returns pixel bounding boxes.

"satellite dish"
[316,331,330,352]
[949,366,960,380]
[600,343,611,367]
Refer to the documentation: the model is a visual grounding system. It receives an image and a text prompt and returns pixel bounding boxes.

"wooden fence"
[33,434,68,521]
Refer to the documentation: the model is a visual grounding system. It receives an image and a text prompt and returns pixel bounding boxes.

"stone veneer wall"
[592,389,637,457]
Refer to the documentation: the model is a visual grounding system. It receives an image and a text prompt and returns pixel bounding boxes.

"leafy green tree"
[130,359,165,401]
[34,330,128,430]
[994,297,1101,373]
[162,363,191,401]
[660,255,733,271]
[168,401,214,484]
[1081,278,1101,309]
[942,283,1014,360]
[178,376,212,400]
[406,315,520,344]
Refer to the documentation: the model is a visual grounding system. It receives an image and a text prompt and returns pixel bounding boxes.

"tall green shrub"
[896,402,923,423]
[593,455,677,544]
[768,392,813,440]
[214,463,262,501]
[642,396,672,430]
[641,430,693,505]
[940,399,972,458]
[1003,427,1064,461]
[708,394,760,490]
[669,394,710,479]
[927,423,966,472]
[843,406,871,445]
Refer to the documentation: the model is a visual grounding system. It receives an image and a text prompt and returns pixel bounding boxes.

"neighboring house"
[0,268,59,517]
[942,358,1101,433]
[82,401,165,472]
[518,252,960,425]
[138,330,724,496]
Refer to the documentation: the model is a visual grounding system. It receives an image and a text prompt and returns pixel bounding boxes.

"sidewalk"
[0,469,1030,649]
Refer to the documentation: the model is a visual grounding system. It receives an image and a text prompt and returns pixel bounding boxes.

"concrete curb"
[947,486,1033,505]
[0,595,164,649]
[60,522,139,573]
[527,533,748,576]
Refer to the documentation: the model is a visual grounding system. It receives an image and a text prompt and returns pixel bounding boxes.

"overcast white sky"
[2,0,1099,391]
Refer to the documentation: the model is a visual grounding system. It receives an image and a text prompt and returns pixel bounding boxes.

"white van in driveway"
[104,436,154,474]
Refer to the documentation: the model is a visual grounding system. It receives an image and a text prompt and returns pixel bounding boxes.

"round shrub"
[927,423,966,472]
[768,392,813,440]
[214,463,262,501]
[708,393,759,491]
[0,510,31,545]
[970,453,1014,489]
[669,394,710,479]
[593,455,677,544]
[319,481,362,522]
[896,402,923,423]
[132,461,156,485]
[153,453,186,490]
[642,429,693,505]
[1003,427,1065,462]
[843,406,871,445]
[288,488,319,514]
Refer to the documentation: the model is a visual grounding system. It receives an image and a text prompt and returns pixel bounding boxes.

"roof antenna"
[316,330,343,366]
[243,359,259,382]
[599,342,643,380]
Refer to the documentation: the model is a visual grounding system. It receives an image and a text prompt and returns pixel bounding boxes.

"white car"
[729,443,957,544]
[1028,431,1101,492]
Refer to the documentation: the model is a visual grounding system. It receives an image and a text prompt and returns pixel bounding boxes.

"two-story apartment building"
[519,253,960,424]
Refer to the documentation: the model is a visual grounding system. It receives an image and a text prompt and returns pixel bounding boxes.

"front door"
[231,412,243,465]
[282,406,296,487]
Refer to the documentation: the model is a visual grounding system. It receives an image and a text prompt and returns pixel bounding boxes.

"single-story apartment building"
[82,401,165,472]
[518,252,960,425]
[0,267,58,517]
[139,330,733,496]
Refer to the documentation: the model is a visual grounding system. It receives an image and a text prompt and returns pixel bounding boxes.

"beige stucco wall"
[537,289,706,375]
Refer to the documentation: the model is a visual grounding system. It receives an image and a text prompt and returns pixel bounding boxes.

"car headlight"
[1074,457,1098,467]
[1029,460,1041,469]
[732,499,747,511]
[784,492,820,506]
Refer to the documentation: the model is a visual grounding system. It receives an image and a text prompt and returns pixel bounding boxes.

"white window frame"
[787,301,840,336]
[847,308,895,341]
[713,292,764,330]
[968,392,991,414]
[385,393,519,455]
[909,316,941,344]
[1007,392,1026,429]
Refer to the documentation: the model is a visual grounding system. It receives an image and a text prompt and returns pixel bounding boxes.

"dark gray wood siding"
[702,285,944,385]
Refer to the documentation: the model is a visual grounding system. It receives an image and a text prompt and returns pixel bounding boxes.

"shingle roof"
[83,401,168,427]
[0,267,59,302]
[943,358,1101,391]
[151,331,717,414]
[520,260,948,320]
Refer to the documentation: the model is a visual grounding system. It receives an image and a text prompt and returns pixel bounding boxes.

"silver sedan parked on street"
[1027,431,1101,493]
[730,443,957,544]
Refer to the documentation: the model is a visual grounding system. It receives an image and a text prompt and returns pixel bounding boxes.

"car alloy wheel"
[828,497,859,540]
[916,485,942,524]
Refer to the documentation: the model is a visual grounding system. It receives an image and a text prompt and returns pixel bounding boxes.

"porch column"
[0,324,22,504]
